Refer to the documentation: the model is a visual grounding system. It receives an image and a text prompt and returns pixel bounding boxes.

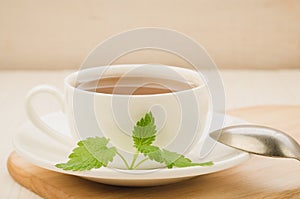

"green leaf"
[161,150,214,168]
[139,145,164,163]
[132,112,157,150]
[56,137,117,171]
[138,145,213,168]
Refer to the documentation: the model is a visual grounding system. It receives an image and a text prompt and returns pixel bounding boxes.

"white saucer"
[14,112,250,187]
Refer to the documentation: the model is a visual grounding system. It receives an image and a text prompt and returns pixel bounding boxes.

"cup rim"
[64,64,207,97]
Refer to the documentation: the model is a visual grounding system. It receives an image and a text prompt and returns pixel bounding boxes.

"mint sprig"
[56,112,213,171]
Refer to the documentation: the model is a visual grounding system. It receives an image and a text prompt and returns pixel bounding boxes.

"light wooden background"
[1,0,300,70]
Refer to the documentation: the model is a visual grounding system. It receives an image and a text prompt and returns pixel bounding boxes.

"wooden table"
[7,105,300,198]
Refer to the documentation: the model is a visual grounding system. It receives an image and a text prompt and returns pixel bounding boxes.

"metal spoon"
[209,125,300,161]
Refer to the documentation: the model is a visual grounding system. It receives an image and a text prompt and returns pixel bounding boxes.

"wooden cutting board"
[7,106,300,199]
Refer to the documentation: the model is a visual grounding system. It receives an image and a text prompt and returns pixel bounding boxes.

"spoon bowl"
[210,125,300,161]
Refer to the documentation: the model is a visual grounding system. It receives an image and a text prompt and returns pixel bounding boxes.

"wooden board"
[7,106,300,199]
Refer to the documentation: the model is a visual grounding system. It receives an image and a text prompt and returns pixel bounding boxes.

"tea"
[76,76,196,95]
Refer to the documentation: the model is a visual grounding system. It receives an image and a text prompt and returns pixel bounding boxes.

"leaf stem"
[116,151,130,169]
[129,150,139,169]
[133,158,150,169]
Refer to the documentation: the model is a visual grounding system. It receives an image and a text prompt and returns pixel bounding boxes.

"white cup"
[26,64,211,169]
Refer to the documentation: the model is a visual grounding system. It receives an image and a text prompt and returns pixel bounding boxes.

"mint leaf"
[133,112,156,150]
[161,150,213,168]
[139,145,164,163]
[56,137,117,171]
[80,137,117,166]
[138,146,213,168]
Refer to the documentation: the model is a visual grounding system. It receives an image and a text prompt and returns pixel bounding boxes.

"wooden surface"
[1,0,300,70]
[7,106,300,199]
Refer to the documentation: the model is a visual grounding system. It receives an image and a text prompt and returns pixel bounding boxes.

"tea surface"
[76,76,196,95]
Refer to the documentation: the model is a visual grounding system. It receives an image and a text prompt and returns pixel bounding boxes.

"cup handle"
[25,85,75,146]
